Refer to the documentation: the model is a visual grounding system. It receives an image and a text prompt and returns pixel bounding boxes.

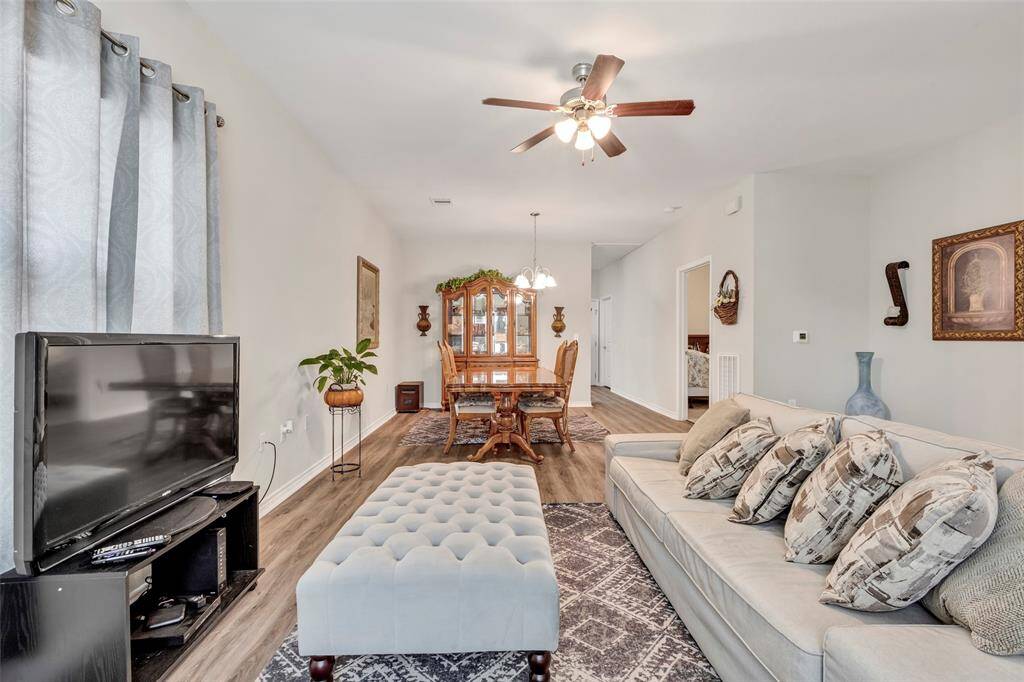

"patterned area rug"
[399,412,610,447]
[259,503,719,682]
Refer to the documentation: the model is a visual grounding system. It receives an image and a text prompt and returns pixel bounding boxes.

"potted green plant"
[298,339,378,408]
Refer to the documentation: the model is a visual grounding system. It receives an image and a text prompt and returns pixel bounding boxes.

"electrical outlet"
[792,330,809,344]
[258,432,267,452]
[280,420,294,440]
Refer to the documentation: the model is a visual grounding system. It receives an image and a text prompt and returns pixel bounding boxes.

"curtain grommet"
[141,63,156,79]
[55,0,76,17]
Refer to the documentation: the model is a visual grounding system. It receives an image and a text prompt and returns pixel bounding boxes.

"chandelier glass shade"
[517,212,557,290]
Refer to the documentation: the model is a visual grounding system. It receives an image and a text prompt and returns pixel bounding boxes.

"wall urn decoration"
[883,261,910,326]
[551,307,567,337]
[844,351,890,419]
[932,220,1024,340]
[416,305,432,336]
[713,270,739,325]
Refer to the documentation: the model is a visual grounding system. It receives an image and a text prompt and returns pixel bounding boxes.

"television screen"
[30,339,238,558]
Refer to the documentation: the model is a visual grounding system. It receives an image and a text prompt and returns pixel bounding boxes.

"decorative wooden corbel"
[884,261,910,326]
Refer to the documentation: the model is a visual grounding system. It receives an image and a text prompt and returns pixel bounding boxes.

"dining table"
[447,365,565,464]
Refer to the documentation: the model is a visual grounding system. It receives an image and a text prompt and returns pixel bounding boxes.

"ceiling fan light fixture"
[554,117,577,143]
[588,114,611,140]
[574,128,594,151]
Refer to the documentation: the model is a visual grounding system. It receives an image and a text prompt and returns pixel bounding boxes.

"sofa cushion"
[841,414,1024,486]
[608,457,733,539]
[823,624,1024,682]
[684,417,779,499]
[679,398,750,475]
[924,469,1024,654]
[661,511,937,682]
[785,431,903,564]
[733,393,839,438]
[731,416,840,524]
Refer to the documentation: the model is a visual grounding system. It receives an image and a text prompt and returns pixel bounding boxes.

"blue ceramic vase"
[844,352,890,419]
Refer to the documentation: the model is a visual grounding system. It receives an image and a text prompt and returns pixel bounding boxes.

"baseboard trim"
[569,401,592,408]
[258,409,397,516]
[610,389,678,420]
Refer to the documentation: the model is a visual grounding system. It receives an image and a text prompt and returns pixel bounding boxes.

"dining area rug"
[399,412,610,447]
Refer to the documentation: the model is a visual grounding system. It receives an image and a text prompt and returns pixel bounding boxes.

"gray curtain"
[0,0,222,571]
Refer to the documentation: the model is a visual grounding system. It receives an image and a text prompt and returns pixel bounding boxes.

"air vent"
[715,354,740,402]
[429,197,453,207]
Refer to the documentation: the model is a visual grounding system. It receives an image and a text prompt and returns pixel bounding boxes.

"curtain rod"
[101,30,225,128]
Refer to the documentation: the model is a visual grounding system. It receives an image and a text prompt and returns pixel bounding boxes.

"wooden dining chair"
[517,339,578,452]
[438,341,496,454]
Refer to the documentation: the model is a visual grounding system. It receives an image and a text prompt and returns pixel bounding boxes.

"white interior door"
[590,300,600,384]
[599,297,613,387]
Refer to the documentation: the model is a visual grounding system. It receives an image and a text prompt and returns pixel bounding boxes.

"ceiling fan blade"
[581,54,625,101]
[611,100,695,117]
[511,126,555,153]
[482,98,560,112]
[596,131,627,157]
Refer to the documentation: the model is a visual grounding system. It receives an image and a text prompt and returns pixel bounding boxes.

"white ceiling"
[592,243,642,271]
[189,1,1022,243]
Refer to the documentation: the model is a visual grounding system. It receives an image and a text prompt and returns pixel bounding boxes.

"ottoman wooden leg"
[309,655,335,680]
[528,651,551,682]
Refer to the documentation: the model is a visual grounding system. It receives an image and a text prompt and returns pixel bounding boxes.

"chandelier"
[515,212,557,290]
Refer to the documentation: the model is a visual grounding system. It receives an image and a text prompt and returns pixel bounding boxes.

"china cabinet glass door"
[515,291,534,356]
[446,293,465,353]
[491,287,509,356]
[470,289,488,355]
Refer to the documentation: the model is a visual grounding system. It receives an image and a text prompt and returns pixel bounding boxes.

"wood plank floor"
[169,386,689,682]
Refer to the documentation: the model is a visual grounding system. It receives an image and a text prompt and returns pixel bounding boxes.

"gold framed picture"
[932,220,1024,341]
[357,256,380,349]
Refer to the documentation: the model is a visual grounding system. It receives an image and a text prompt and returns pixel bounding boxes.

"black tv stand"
[1,485,263,682]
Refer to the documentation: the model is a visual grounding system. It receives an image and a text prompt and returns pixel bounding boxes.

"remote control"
[91,546,158,565]
[93,535,170,559]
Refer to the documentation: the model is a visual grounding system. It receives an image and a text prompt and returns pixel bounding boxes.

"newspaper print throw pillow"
[683,417,779,499]
[821,453,997,612]
[731,416,839,524]
[784,430,902,564]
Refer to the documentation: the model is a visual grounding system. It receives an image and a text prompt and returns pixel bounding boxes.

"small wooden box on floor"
[395,381,424,413]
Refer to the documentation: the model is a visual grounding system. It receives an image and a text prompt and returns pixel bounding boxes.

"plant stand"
[329,405,362,480]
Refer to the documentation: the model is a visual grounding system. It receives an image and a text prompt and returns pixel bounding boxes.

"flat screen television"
[12,333,239,574]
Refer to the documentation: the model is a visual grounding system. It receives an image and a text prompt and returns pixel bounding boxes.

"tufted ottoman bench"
[296,462,559,681]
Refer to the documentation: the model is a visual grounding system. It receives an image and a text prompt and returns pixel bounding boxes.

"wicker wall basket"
[713,270,739,325]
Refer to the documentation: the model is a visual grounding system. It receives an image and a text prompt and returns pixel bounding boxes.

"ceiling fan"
[483,54,694,159]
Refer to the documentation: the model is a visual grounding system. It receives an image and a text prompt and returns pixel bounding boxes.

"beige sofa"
[604,393,1024,682]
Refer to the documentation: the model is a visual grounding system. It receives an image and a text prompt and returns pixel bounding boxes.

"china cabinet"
[440,275,537,408]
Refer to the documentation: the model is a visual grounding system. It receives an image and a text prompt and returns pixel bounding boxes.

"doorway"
[677,259,712,421]
[591,296,613,388]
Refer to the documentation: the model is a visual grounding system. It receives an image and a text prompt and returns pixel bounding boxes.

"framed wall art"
[357,256,380,349]
[932,220,1023,341]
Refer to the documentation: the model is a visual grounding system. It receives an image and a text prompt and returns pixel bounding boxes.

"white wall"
[686,265,710,336]
[753,172,870,411]
[592,178,756,417]
[396,237,592,407]
[867,116,1024,445]
[97,2,403,512]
